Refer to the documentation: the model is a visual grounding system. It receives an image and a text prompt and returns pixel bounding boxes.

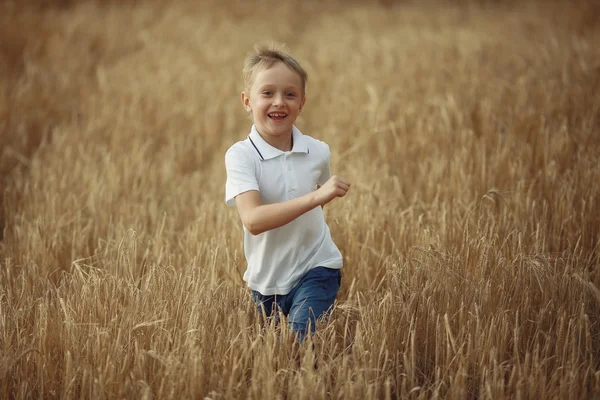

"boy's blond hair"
[243,43,308,96]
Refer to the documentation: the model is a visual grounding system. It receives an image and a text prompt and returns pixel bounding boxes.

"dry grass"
[1,0,600,398]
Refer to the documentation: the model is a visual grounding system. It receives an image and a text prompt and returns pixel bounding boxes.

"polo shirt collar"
[248,125,309,161]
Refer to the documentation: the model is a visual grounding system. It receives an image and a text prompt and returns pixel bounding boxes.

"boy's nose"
[272,94,284,106]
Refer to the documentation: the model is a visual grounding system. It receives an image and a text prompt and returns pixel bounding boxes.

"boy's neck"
[256,128,293,152]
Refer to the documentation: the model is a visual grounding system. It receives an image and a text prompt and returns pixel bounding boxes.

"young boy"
[225,44,350,341]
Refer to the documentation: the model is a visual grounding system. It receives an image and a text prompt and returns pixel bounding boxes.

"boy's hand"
[315,176,350,206]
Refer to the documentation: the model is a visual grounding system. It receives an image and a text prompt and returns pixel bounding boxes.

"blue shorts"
[252,266,341,341]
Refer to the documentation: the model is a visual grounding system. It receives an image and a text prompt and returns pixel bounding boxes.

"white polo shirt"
[225,125,343,295]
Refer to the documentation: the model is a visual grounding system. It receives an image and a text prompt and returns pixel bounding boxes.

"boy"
[225,44,350,341]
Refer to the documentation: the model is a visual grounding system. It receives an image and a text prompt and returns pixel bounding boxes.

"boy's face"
[241,62,306,143]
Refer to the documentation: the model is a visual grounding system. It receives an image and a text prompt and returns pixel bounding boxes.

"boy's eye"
[286,93,296,97]
[262,91,272,96]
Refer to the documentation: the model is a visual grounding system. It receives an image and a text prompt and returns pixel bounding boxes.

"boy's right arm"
[235,175,350,236]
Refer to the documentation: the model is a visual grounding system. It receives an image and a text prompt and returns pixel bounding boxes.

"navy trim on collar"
[248,136,264,160]
[248,125,309,160]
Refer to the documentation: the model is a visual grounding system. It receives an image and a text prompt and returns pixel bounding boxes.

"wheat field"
[1,0,599,398]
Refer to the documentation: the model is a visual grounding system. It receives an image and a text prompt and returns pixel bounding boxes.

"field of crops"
[1,0,599,398]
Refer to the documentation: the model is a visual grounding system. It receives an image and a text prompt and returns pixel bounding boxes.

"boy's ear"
[299,95,307,113]
[241,91,252,113]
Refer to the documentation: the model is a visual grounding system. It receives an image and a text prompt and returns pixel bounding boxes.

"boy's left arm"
[317,143,333,208]
[316,184,323,208]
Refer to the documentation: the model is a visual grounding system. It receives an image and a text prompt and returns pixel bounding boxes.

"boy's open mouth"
[268,112,287,121]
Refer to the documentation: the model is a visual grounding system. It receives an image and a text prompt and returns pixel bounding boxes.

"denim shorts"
[252,266,341,341]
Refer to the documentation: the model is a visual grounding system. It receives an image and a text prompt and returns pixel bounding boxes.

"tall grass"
[1,0,599,398]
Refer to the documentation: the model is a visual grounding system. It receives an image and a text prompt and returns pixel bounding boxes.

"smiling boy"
[225,44,350,341]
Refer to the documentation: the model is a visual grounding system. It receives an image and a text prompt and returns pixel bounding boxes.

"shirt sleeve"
[225,145,259,206]
[317,142,331,186]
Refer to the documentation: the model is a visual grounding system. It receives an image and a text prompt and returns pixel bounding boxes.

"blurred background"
[1,0,599,398]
